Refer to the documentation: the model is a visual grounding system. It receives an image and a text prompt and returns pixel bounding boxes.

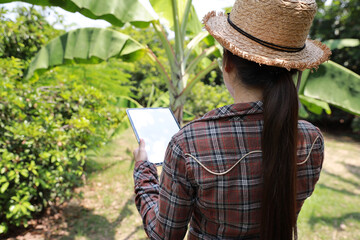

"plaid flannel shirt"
[134,101,324,240]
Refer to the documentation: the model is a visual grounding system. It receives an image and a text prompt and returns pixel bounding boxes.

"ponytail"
[260,71,298,240]
[223,50,299,240]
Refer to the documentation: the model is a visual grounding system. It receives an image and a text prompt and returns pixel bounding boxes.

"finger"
[139,138,146,149]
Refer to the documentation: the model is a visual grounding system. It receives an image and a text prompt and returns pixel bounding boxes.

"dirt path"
[322,132,360,195]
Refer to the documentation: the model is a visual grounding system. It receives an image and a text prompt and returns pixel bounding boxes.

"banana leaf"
[0,0,155,27]
[149,0,201,35]
[26,28,146,79]
[299,95,332,115]
[304,61,360,115]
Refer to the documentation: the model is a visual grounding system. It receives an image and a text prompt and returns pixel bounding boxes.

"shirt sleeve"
[134,138,195,240]
[296,128,324,213]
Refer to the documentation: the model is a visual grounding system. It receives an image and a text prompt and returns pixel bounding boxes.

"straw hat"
[203,0,331,70]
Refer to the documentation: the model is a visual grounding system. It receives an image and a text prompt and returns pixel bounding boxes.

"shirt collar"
[201,101,263,120]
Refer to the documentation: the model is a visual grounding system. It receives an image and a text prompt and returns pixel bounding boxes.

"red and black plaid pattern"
[134,101,324,240]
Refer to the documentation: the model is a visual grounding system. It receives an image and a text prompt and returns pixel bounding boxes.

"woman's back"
[162,102,323,239]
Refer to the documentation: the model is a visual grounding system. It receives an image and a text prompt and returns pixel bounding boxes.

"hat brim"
[203,12,331,70]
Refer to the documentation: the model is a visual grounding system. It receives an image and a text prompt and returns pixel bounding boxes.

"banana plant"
[298,38,360,117]
[0,0,220,123]
[1,0,358,119]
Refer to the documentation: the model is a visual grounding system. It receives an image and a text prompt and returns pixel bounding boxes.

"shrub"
[0,7,64,61]
[0,58,121,234]
[185,80,233,118]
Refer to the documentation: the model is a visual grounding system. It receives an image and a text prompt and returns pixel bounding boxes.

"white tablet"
[126,108,180,165]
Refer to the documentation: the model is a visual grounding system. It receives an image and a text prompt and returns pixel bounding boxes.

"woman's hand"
[133,138,148,162]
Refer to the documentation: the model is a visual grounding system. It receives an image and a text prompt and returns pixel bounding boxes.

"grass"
[56,130,148,240]
[297,132,360,240]
[16,129,359,240]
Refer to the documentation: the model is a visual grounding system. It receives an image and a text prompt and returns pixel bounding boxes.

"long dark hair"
[224,49,299,240]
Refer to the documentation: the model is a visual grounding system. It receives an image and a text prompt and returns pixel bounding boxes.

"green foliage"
[25,27,146,79]
[37,59,142,138]
[304,61,360,116]
[37,58,134,98]
[0,0,155,28]
[1,0,220,123]
[185,77,233,118]
[113,26,169,107]
[299,95,332,116]
[0,58,122,234]
[0,6,63,60]
[294,1,360,122]
[312,0,360,75]
[304,1,360,132]
[149,0,201,35]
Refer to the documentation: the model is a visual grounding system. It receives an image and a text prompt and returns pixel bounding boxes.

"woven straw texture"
[203,0,331,70]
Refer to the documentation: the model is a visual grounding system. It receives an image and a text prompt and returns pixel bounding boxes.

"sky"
[2,0,236,30]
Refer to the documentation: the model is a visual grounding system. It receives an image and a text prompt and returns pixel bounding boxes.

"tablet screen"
[127,108,180,165]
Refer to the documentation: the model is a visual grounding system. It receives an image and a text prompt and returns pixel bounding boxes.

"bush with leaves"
[311,0,360,75]
[185,73,233,119]
[0,6,64,61]
[0,58,122,234]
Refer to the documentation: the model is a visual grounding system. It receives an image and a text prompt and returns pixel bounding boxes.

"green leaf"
[185,46,217,76]
[20,169,29,178]
[150,0,187,29]
[0,222,8,234]
[323,39,360,50]
[27,204,35,212]
[38,179,50,189]
[26,28,145,79]
[175,61,218,110]
[116,96,142,109]
[149,0,200,35]
[184,5,202,36]
[0,182,9,193]
[304,61,360,115]
[8,170,16,180]
[151,92,170,107]
[299,104,310,119]
[299,95,331,115]
[39,152,51,159]
[20,205,28,215]
[0,176,6,184]
[184,31,209,60]
[0,0,155,28]
[23,220,29,228]
[183,109,195,122]
[223,6,232,13]
[9,204,20,214]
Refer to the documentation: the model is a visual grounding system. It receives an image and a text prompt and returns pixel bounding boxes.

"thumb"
[139,138,146,149]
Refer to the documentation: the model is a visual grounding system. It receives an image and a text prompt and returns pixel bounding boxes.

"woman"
[133,0,331,239]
